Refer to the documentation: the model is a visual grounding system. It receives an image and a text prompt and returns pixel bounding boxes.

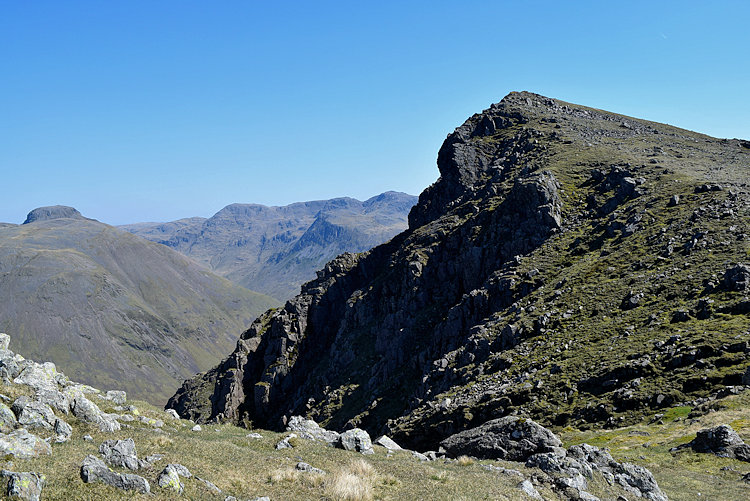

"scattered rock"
[68,390,120,432]
[157,464,191,494]
[517,479,543,500]
[276,433,297,450]
[411,451,429,461]
[0,428,51,459]
[667,194,680,207]
[99,438,141,470]
[0,402,18,433]
[721,264,750,291]
[105,390,127,405]
[1,470,45,501]
[683,424,750,461]
[296,461,326,474]
[440,416,562,461]
[11,396,56,431]
[192,424,202,432]
[246,432,262,439]
[83,434,93,442]
[197,476,222,494]
[374,435,402,450]
[286,415,339,445]
[165,409,180,420]
[80,454,150,494]
[54,418,73,443]
[338,428,374,454]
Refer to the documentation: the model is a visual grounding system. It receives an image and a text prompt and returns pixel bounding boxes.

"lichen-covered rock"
[80,455,150,494]
[11,396,56,431]
[105,390,127,405]
[0,428,51,459]
[286,416,339,445]
[157,465,183,494]
[68,390,120,432]
[338,428,374,455]
[1,470,45,501]
[441,417,562,461]
[686,424,750,462]
[99,438,140,470]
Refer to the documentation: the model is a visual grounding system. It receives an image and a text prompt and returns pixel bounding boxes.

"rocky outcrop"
[683,424,750,461]
[440,417,562,461]
[22,205,86,224]
[80,455,150,494]
[169,92,750,452]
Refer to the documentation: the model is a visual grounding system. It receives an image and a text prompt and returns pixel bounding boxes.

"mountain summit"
[23,205,87,224]
[168,92,749,451]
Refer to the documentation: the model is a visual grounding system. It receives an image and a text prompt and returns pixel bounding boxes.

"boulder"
[687,424,750,461]
[68,390,120,432]
[99,438,140,470]
[0,428,51,459]
[721,264,750,291]
[165,409,180,420]
[80,455,150,494]
[338,428,374,455]
[286,415,339,445]
[105,390,127,405]
[1,470,45,501]
[11,396,56,431]
[157,465,184,494]
[440,416,562,461]
[374,435,402,450]
[295,461,326,474]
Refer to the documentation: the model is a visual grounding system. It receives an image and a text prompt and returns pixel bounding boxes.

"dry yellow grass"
[324,458,377,501]
[456,455,474,466]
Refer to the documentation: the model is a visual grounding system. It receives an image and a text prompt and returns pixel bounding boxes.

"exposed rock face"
[22,205,85,224]
[168,92,750,451]
[440,417,562,461]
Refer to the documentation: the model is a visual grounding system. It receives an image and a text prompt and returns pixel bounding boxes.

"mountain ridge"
[121,191,417,300]
[167,91,749,452]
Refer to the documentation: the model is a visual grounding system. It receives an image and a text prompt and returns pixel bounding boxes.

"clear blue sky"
[2,1,748,225]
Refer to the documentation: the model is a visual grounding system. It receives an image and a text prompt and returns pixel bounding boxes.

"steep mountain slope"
[168,92,749,452]
[121,192,417,300]
[0,208,278,404]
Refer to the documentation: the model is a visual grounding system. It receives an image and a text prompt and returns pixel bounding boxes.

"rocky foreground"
[6,330,731,500]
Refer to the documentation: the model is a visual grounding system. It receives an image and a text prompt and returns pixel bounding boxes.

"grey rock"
[721,264,750,291]
[516,479,543,500]
[0,402,18,433]
[105,390,127,405]
[246,432,262,439]
[0,334,9,351]
[667,194,680,206]
[0,428,51,459]
[197,476,222,494]
[411,451,429,461]
[80,454,150,494]
[54,418,73,443]
[68,390,120,432]
[157,465,187,494]
[687,424,750,461]
[139,415,164,428]
[440,416,562,461]
[191,424,202,431]
[99,438,140,470]
[165,408,180,419]
[276,433,297,450]
[83,434,93,442]
[11,396,56,431]
[374,435,402,450]
[295,461,326,474]
[1,470,45,501]
[338,428,374,454]
[23,205,85,224]
[286,415,339,445]
[614,462,667,501]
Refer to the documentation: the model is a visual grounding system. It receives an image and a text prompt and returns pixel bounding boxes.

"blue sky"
[2,1,748,225]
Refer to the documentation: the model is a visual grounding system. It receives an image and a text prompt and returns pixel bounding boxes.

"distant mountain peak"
[23,205,86,224]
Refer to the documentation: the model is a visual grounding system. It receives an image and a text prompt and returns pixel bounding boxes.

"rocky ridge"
[169,92,749,454]
[121,192,417,301]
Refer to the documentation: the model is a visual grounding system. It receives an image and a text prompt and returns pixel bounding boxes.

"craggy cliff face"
[168,92,750,450]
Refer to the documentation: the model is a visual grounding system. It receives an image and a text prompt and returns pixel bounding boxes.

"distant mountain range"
[121,192,417,300]
[0,206,278,404]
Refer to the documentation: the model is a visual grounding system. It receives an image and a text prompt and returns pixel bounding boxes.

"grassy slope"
[0,218,278,404]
